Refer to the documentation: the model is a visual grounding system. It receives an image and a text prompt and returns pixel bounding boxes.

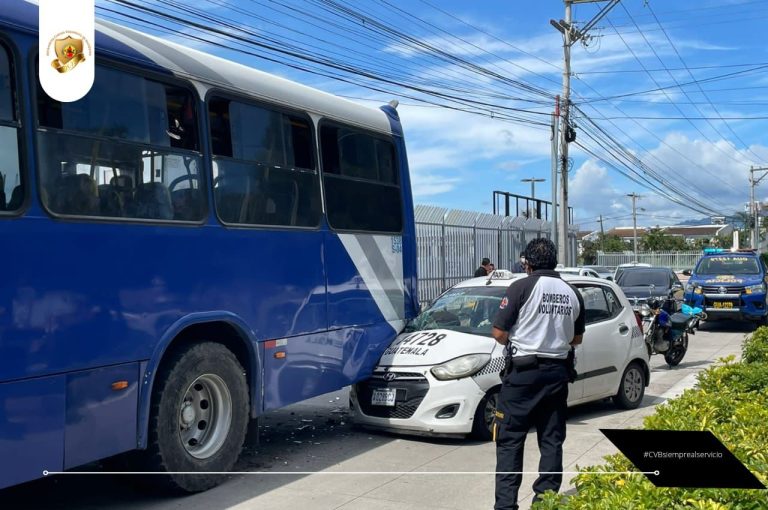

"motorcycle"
[632,297,705,367]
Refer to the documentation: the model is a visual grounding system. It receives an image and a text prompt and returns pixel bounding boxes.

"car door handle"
[618,324,629,335]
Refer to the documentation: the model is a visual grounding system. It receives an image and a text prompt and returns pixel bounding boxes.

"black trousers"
[494,360,569,510]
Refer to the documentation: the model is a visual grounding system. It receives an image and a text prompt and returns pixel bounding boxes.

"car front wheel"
[472,387,500,441]
[613,362,645,409]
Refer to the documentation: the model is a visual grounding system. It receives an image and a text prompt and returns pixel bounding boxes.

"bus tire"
[144,342,249,492]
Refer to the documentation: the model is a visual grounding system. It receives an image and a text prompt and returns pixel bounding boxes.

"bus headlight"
[745,283,766,295]
[431,354,490,380]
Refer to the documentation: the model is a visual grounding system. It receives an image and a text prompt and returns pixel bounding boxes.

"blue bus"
[0,1,417,491]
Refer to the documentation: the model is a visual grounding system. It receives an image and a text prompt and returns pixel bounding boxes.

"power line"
[578,64,768,103]
[645,2,767,165]
[577,61,768,74]
[605,9,749,169]
[100,0,554,126]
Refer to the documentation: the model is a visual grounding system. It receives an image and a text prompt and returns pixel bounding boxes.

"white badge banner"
[39,0,95,102]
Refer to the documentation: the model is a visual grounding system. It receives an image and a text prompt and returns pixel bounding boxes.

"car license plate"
[371,389,396,406]
[713,302,734,309]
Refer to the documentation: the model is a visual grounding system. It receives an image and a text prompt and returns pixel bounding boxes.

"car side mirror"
[682,269,692,276]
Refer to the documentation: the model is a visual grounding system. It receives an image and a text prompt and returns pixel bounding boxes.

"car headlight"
[686,283,702,294]
[745,283,766,295]
[430,354,491,380]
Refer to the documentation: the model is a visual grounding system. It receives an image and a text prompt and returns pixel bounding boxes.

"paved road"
[1,321,750,510]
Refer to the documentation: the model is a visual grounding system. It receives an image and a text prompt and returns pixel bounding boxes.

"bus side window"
[35,65,205,222]
[320,124,402,233]
[208,97,321,228]
[0,41,23,213]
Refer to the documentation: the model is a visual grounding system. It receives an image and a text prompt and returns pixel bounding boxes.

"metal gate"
[415,205,578,304]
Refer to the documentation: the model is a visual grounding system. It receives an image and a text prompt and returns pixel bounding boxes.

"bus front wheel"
[146,342,249,492]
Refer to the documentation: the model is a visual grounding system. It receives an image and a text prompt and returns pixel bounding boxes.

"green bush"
[534,334,768,509]
[742,326,768,364]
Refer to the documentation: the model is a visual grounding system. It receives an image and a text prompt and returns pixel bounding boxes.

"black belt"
[535,356,568,364]
[506,354,568,373]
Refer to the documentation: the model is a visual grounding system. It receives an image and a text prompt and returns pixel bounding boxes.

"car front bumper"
[684,291,767,320]
[350,366,487,437]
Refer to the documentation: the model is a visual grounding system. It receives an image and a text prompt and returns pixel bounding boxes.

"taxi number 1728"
[395,331,447,347]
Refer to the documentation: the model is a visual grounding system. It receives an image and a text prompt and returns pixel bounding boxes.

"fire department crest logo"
[49,33,89,74]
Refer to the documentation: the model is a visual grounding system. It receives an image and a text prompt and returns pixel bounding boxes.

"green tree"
[640,228,688,251]
[693,234,736,250]
[580,234,629,264]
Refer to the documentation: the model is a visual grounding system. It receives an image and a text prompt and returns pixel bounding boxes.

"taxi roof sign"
[488,269,515,280]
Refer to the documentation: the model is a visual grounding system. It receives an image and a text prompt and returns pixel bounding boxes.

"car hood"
[378,328,497,367]
[620,286,671,299]
[693,275,763,286]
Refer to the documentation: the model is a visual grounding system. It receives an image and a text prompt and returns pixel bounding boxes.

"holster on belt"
[567,346,577,383]
[500,355,513,378]
[500,354,538,378]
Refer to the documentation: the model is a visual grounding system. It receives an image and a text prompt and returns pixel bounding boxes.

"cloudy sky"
[96,0,768,231]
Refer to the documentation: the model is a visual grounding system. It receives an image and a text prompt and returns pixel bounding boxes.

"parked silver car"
[583,265,615,280]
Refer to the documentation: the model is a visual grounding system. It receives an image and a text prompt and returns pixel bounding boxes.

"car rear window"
[617,270,669,287]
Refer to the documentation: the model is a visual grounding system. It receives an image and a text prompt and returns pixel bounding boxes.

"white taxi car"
[351,270,650,440]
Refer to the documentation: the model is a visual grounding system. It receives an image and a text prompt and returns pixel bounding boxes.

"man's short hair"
[524,238,557,270]
[481,257,491,265]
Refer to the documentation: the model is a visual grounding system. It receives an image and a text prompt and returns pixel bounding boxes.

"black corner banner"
[600,429,765,490]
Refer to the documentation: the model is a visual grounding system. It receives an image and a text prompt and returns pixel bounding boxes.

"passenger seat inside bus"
[96,175,135,217]
[171,188,203,221]
[134,182,173,220]
[214,173,251,223]
[262,178,298,226]
[7,185,23,210]
[51,174,100,216]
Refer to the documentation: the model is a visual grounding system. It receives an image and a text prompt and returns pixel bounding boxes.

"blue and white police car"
[351,271,651,440]
[684,248,768,324]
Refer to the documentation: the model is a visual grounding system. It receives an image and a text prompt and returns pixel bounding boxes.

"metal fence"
[597,251,702,271]
[415,205,578,304]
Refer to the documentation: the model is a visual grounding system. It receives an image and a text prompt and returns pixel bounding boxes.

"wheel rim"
[483,392,498,431]
[623,367,643,403]
[178,373,232,459]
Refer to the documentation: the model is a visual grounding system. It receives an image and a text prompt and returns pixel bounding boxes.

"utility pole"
[551,0,620,265]
[627,193,640,261]
[598,214,605,251]
[749,166,768,249]
[551,105,559,250]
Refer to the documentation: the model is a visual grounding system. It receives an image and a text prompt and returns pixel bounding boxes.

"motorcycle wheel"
[664,333,688,367]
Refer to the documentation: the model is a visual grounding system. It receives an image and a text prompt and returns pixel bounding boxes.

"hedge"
[533,328,768,510]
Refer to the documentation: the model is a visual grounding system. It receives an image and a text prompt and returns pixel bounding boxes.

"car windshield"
[696,256,761,275]
[405,286,506,336]
[617,270,669,288]
[586,266,609,273]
